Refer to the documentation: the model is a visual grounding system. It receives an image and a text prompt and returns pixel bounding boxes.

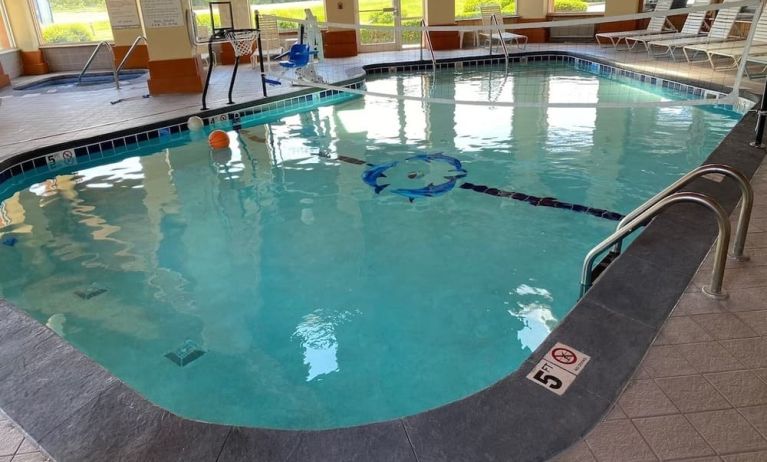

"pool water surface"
[0,62,745,429]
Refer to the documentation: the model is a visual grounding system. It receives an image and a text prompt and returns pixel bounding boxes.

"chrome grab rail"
[581,192,731,299]
[420,19,436,69]
[78,41,118,88]
[489,14,509,69]
[612,164,753,261]
[116,36,147,78]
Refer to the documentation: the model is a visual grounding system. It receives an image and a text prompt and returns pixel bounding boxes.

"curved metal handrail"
[115,36,147,78]
[78,41,117,88]
[612,164,752,260]
[489,14,509,69]
[420,19,436,69]
[581,192,731,299]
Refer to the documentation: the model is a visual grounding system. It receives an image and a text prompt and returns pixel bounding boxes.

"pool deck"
[0,44,765,461]
[555,163,767,462]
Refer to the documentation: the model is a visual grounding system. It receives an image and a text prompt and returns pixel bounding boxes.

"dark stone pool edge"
[0,70,763,462]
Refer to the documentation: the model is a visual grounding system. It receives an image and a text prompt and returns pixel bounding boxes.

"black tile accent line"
[460,181,625,221]
[0,62,764,462]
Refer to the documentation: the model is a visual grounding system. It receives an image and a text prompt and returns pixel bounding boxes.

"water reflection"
[509,284,557,351]
[292,309,360,382]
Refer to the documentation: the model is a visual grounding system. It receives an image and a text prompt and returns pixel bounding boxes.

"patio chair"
[623,9,709,51]
[478,4,527,51]
[683,9,767,69]
[646,3,741,60]
[251,13,285,69]
[595,0,676,48]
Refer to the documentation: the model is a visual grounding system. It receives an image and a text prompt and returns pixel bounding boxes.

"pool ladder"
[580,164,754,300]
[78,41,117,88]
[420,20,436,70]
[489,14,509,70]
[78,36,147,90]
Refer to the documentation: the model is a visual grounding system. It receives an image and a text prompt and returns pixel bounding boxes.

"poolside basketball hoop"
[226,29,258,58]
[199,2,261,110]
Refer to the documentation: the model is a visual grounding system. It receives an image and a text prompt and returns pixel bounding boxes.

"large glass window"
[250,0,325,30]
[456,1,516,20]
[549,0,604,14]
[32,0,113,44]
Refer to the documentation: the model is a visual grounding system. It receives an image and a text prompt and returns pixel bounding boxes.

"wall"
[0,50,21,78]
[106,0,149,69]
[41,45,114,72]
[138,0,204,94]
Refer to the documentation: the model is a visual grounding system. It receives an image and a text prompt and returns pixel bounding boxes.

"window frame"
[27,0,115,47]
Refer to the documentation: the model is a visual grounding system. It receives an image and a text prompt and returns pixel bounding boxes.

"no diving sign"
[527,343,591,396]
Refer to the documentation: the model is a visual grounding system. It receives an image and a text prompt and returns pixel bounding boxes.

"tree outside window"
[550,0,603,14]
[455,0,516,20]
[33,0,113,44]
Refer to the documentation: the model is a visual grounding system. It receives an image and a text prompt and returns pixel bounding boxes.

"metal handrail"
[420,19,436,69]
[78,41,117,88]
[115,36,147,78]
[581,192,731,299]
[612,164,752,260]
[489,14,509,69]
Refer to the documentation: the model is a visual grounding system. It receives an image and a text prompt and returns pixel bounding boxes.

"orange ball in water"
[208,130,230,150]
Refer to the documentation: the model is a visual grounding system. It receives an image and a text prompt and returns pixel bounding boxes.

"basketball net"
[226,30,258,57]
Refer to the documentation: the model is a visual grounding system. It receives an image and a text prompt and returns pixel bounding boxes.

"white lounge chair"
[683,10,767,69]
[595,0,675,48]
[623,9,708,51]
[744,53,767,79]
[251,13,284,69]
[478,4,527,51]
[647,5,740,60]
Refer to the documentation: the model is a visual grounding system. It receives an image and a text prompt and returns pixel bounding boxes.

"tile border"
[0,52,763,461]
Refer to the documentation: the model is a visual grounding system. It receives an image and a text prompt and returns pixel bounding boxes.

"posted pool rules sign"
[526,342,591,396]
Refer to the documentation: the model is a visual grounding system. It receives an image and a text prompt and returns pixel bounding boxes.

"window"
[32,0,113,44]
[456,0,516,20]
[549,0,604,14]
[250,0,325,31]
[0,1,13,50]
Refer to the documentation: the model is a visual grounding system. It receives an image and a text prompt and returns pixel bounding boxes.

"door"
[357,0,401,52]
[356,0,424,52]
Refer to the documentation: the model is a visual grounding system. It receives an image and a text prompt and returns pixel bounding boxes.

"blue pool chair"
[280,44,314,69]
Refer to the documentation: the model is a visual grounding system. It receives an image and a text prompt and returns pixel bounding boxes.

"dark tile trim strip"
[0,54,763,462]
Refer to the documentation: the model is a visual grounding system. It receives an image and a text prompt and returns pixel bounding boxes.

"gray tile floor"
[0,412,49,462]
[0,43,765,461]
[554,166,767,461]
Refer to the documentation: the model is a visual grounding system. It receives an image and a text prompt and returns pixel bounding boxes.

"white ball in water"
[187,116,204,132]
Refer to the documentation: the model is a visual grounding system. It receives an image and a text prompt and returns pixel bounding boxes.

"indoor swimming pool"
[0,61,747,429]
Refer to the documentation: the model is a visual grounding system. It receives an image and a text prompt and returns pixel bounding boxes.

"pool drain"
[165,340,206,367]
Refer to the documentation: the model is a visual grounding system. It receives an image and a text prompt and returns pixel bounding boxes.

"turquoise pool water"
[0,63,744,429]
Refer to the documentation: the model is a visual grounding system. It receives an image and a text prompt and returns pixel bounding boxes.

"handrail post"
[116,36,148,76]
[752,76,767,147]
[580,192,731,300]
[491,14,509,70]
[420,19,436,69]
[78,41,118,88]
[611,164,752,261]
